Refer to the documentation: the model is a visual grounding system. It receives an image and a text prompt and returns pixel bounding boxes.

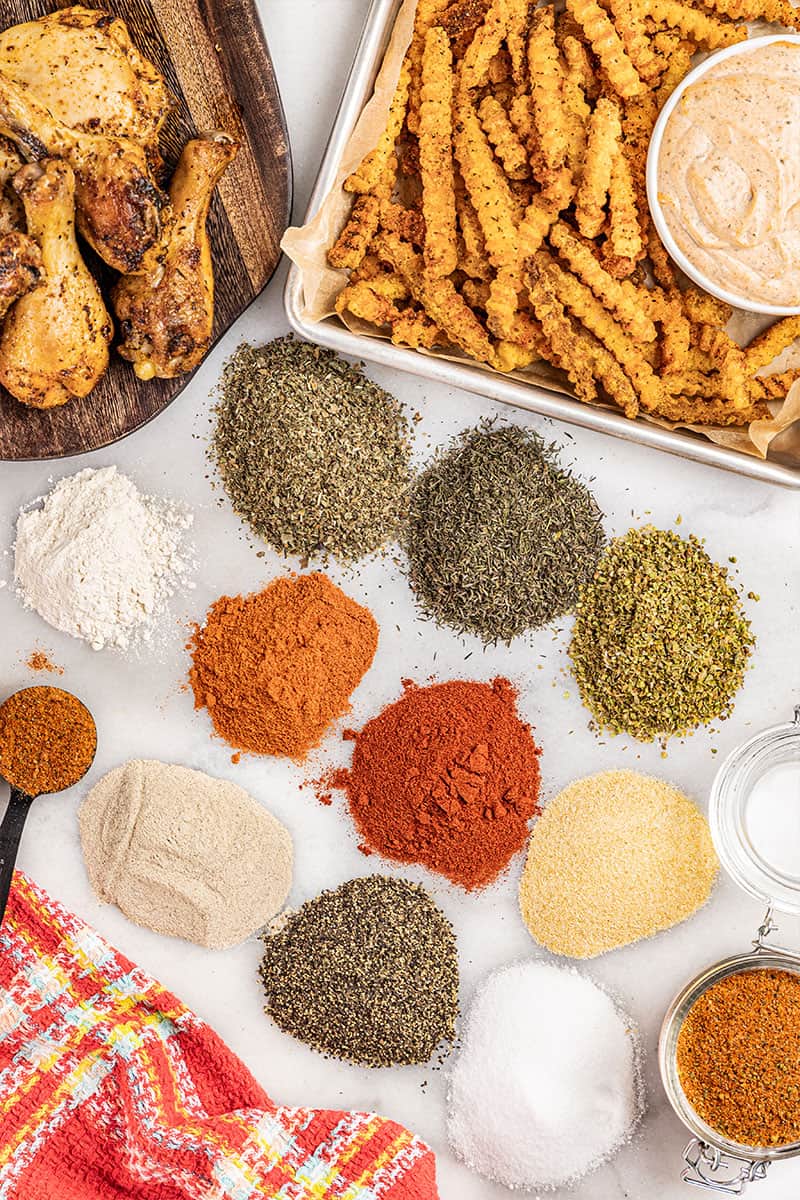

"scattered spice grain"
[404,423,605,643]
[0,686,95,795]
[25,651,62,675]
[677,968,800,1147]
[189,573,378,760]
[569,526,754,741]
[519,770,718,958]
[212,338,412,563]
[331,677,542,889]
[259,875,458,1067]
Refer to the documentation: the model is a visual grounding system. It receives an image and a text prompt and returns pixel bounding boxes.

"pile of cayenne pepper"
[325,677,542,890]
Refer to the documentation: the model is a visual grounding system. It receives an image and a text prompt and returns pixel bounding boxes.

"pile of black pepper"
[404,423,606,643]
[211,337,412,563]
[259,875,459,1067]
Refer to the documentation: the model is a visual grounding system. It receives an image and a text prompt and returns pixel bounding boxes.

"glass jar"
[659,707,800,1193]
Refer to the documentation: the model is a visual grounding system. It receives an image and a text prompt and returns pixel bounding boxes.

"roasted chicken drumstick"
[114,133,238,379]
[0,159,112,408]
[0,69,167,273]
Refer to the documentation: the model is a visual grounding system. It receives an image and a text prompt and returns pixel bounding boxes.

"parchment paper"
[281,0,800,464]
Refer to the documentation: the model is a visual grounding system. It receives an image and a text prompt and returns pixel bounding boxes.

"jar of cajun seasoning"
[659,707,800,1193]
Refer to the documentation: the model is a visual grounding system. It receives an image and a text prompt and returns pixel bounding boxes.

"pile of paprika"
[330,677,542,889]
[189,573,378,760]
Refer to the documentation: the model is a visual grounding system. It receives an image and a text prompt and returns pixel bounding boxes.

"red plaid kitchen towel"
[0,872,439,1200]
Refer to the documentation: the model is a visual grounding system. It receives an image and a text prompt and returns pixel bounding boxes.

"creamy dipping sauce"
[658,41,800,307]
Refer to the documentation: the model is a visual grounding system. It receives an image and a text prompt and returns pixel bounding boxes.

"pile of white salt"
[447,961,643,1191]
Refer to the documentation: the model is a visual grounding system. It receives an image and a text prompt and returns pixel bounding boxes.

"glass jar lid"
[710,708,800,915]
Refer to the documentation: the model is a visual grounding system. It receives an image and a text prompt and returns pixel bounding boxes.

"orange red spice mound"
[188,573,378,760]
[327,677,541,890]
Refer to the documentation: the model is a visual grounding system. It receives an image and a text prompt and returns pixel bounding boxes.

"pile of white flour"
[14,466,193,651]
[80,759,293,949]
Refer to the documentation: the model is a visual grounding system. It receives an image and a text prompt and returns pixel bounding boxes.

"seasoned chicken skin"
[0,7,172,147]
[114,134,238,380]
[0,135,24,234]
[0,69,167,273]
[0,229,43,319]
[0,159,112,408]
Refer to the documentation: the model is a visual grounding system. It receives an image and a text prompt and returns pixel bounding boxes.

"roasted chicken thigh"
[114,134,238,379]
[0,6,172,147]
[0,69,167,273]
[0,159,112,408]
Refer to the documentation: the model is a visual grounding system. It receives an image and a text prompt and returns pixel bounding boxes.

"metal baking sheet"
[284,0,800,489]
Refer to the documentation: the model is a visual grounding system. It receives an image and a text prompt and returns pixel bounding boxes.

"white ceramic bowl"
[646,34,800,317]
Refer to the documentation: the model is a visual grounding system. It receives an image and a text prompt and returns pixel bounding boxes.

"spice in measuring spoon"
[0,686,96,922]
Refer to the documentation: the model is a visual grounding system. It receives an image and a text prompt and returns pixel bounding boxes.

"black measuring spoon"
[0,686,96,925]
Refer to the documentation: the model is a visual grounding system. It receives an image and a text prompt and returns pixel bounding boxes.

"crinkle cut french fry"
[506,0,532,86]
[518,167,575,259]
[682,285,732,328]
[336,279,397,325]
[486,265,520,339]
[656,294,691,371]
[654,391,770,426]
[345,61,411,194]
[495,339,539,371]
[456,189,493,279]
[509,93,534,141]
[454,99,518,268]
[575,96,622,239]
[392,309,448,348]
[367,273,411,301]
[759,369,800,398]
[696,325,751,409]
[609,0,661,83]
[478,95,530,179]
[461,0,511,89]
[608,148,643,260]
[374,230,496,364]
[640,0,746,48]
[328,194,382,270]
[562,35,597,101]
[655,40,694,105]
[419,26,459,277]
[525,269,601,403]
[548,220,657,341]
[745,315,800,372]
[406,0,452,134]
[644,217,676,289]
[703,0,796,26]
[566,0,646,98]
[561,42,591,178]
[528,6,568,173]
[535,250,662,410]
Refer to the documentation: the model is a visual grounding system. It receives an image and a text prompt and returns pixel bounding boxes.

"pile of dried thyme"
[569,526,755,742]
[259,875,458,1067]
[211,338,412,563]
[404,424,605,643]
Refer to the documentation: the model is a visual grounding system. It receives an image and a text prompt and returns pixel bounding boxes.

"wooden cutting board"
[0,0,291,460]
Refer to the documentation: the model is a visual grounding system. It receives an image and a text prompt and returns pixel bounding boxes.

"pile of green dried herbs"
[211,338,412,563]
[259,875,458,1068]
[404,423,605,643]
[569,525,755,742]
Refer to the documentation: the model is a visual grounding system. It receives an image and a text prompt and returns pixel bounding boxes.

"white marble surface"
[1,2,800,1197]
